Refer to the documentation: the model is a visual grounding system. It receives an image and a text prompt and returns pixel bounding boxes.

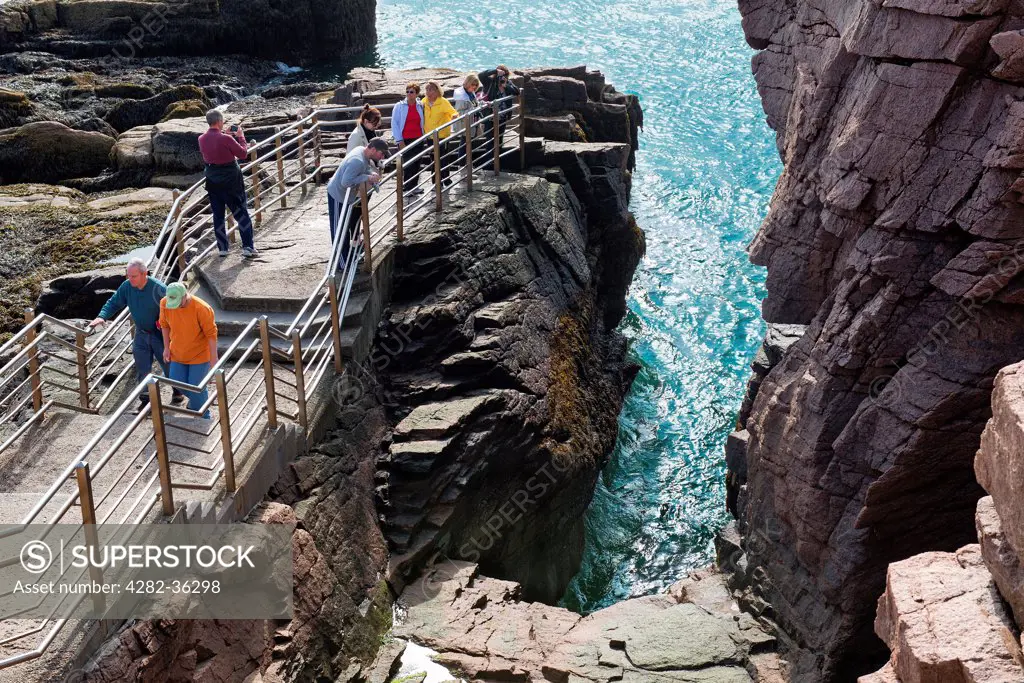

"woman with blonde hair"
[422,80,459,186]
[347,104,383,153]
[452,73,482,174]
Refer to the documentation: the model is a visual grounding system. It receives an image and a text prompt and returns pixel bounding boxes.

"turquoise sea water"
[325,0,780,612]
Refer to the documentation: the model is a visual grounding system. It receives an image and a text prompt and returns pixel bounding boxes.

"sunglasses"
[406,89,417,94]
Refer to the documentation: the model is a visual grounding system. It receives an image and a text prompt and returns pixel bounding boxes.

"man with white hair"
[89,258,185,413]
[198,108,259,259]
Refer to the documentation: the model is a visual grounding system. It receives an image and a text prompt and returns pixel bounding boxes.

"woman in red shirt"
[391,82,427,196]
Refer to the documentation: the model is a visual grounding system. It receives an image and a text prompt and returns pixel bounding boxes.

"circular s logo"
[20,540,53,574]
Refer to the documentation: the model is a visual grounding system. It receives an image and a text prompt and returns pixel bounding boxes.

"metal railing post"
[23,308,42,413]
[518,92,526,170]
[297,122,308,193]
[75,462,105,614]
[328,280,344,373]
[492,101,501,175]
[170,189,188,268]
[275,134,287,208]
[75,329,90,410]
[360,184,372,273]
[259,317,278,429]
[312,114,323,183]
[149,380,174,515]
[291,330,308,433]
[215,370,235,492]
[465,121,473,192]
[250,149,263,226]
[433,130,443,212]
[396,156,405,240]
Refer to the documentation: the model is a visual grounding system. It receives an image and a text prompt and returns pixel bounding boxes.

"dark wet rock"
[0,120,115,184]
[0,87,32,127]
[104,84,209,133]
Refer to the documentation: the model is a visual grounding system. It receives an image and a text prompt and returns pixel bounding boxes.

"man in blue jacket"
[89,258,185,413]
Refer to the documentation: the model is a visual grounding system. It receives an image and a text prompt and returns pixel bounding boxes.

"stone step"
[388,439,453,477]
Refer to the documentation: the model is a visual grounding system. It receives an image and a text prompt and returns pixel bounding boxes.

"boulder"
[525,114,584,142]
[975,362,1024,554]
[111,125,154,170]
[874,545,1023,682]
[395,563,760,683]
[991,30,1024,82]
[104,85,209,133]
[36,263,125,320]
[976,495,1024,630]
[0,121,115,183]
[93,82,156,100]
[0,87,31,127]
[85,187,172,216]
[150,116,207,173]
[76,117,119,138]
[160,99,207,122]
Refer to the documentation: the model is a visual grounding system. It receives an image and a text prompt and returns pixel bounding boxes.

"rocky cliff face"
[68,68,644,682]
[0,0,375,62]
[729,0,1024,678]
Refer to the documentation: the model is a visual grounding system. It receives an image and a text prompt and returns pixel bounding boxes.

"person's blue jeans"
[133,330,182,404]
[327,194,357,268]
[207,178,255,252]
[168,361,211,418]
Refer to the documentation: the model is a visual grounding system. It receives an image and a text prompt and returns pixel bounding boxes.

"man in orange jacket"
[159,282,218,419]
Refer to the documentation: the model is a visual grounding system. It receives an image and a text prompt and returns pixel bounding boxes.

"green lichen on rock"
[94,82,157,100]
[160,99,208,122]
[0,87,32,127]
[546,303,602,468]
[105,84,210,132]
[0,185,165,340]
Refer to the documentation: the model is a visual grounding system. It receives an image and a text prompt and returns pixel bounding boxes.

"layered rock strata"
[730,0,1024,677]
[368,146,642,603]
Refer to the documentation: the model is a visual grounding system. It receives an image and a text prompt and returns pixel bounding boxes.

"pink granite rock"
[976,495,1024,630]
[874,546,1023,682]
[731,0,1024,677]
[975,363,1024,554]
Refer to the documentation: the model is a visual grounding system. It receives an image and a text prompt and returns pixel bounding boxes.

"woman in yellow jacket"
[422,81,459,187]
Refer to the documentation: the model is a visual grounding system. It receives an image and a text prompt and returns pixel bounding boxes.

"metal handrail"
[0,91,526,670]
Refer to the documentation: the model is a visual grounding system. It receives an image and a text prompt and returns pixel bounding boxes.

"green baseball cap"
[165,282,187,309]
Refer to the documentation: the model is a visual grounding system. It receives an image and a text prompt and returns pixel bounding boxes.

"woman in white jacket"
[347,105,383,153]
[452,73,482,175]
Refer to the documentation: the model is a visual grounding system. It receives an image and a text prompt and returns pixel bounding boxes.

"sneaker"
[170,392,186,407]
[218,249,229,257]
[241,247,259,259]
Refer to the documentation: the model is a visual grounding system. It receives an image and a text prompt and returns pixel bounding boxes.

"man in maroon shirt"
[199,109,259,259]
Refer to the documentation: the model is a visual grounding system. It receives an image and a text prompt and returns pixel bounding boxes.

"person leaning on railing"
[326,138,388,269]
[88,257,185,414]
[347,105,383,153]
[199,109,259,259]
[159,282,218,419]
[422,80,459,187]
[391,81,427,197]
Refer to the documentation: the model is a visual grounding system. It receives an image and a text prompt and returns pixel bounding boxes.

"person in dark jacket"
[88,258,185,413]
[477,65,520,141]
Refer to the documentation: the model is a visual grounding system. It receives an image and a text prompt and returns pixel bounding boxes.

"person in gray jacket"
[326,138,388,268]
